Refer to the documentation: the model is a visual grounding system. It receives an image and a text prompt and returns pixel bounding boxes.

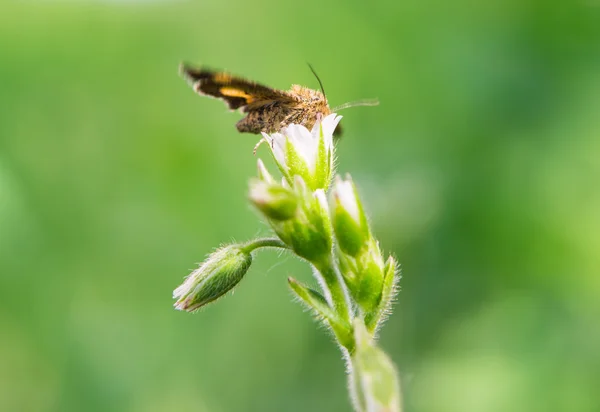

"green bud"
[330,175,390,318]
[338,238,386,315]
[173,244,252,312]
[249,178,298,221]
[365,256,400,332]
[265,177,333,263]
[354,241,385,312]
[286,180,333,262]
[350,319,402,412]
[331,175,370,257]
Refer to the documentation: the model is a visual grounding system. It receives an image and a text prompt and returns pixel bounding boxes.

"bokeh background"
[1,0,599,411]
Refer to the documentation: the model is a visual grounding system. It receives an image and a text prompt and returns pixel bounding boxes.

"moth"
[180,63,377,137]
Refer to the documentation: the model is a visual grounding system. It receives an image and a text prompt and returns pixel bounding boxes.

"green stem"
[242,237,289,253]
[313,255,353,328]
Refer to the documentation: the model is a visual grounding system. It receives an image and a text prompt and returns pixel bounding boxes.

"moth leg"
[253,136,269,155]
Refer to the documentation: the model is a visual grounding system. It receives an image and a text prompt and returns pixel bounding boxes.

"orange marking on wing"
[220,87,254,103]
[214,73,232,83]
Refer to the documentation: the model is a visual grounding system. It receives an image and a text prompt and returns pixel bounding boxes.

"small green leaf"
[288,277,353,351]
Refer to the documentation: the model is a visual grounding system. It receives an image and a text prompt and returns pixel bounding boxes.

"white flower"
[262,113,342,191]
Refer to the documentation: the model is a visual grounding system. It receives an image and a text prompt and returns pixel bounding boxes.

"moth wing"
[180,64,297,111]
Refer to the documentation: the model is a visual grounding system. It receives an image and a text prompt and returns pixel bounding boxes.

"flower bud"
[365,255,400,332]
[331,174,387,314]
[331,175,370,257]
[249,178,298,221]
[260,177,333,263]
[284,186,333,262]
[173,244,252,312]
[338,239,385,314]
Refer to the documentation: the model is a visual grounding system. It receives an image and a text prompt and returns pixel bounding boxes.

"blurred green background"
[1,0,599,411]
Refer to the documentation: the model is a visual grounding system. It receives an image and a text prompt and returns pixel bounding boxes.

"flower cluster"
[249,115,340,263]
[173,113,401,411]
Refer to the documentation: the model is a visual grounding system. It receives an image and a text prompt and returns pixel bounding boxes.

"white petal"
[336,178,360,224]
[293,175,308,193]
[285,123,319,173]
[319,113,342,146]
[266,131,289,172]
[285,123,308,144]
[314,189,330,215]
[248,179,270,204]
[256,159,274,183]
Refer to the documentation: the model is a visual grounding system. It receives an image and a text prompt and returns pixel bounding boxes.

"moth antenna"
[307,63,326,100]
[332,98,380,112]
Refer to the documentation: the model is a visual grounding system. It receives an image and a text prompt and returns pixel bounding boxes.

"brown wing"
[180,63,296,111]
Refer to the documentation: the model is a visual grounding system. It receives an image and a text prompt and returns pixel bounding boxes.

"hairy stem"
[313,255,353,329]
[242,237,289,253]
